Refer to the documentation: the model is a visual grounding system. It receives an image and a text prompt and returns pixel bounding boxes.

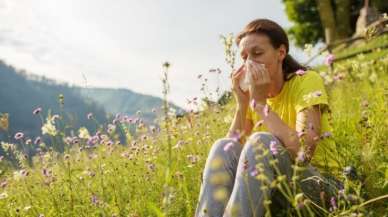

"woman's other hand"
[231,64,250,110]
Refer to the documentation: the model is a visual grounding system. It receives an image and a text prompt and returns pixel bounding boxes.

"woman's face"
[239,33,286,81]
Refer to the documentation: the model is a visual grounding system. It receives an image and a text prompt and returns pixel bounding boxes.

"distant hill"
[0,59,183,142]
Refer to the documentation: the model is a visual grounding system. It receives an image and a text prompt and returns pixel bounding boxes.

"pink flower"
[296,69,307,76]
[250,168,259,177]
[321,131,332,139]
[297,150,305,162]
[33,107,42,115]
[14,132,24,140]
[269,140,278,155]
[325,54,335,65]
[223,141,235,152]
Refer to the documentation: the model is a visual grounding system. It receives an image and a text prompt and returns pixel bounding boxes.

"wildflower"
[136,110,141,116]
[0,156,3,162]
[64,154,70,160]
[87,113,93,120]
[330,197,337,211]
[0,180,7,188]
[295,69,307,76]
[51,114,60,120]
[41,117,57,136]
[320,131,332,139]
[34,136,42,145]
[0,113,9,131]
[223,141,234,152]
[152,108,157,113]
[303,44,313,57]
[343,166,358,180]
[250,168,259,177]
[0,192,8,199]
[25,139,32,145]
[33,107,42,115]
[325,54,335,65]
[296,150,305,163]
[14,132,24,140]
[173,140,184,149]
[269,140,278,155]
[295,193,304,209]
[78,127,90,139]
[91,194,99,206]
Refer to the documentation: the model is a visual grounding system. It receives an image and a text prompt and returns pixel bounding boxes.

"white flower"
[0,192,8,199]
[369,72,377,83]
[78,127,90,139]
[41,117,57,136]
[303,44,313,57]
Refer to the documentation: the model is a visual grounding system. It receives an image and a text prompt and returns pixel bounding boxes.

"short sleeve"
[294,71,329,113]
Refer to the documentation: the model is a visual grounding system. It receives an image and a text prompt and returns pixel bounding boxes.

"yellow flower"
[0,113,9,131]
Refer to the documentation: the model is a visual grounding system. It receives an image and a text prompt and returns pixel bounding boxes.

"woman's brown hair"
[236,18,307,81]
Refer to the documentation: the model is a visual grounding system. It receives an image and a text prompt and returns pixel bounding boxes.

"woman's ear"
[277,44,287,62]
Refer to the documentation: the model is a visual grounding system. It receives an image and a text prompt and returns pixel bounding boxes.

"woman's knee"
[208,138,241,159]
[246,132,278,149]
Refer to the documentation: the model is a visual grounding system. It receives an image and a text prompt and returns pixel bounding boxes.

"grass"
[0,35,387,216]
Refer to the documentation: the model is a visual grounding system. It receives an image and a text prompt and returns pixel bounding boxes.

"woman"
[195,19,341,217]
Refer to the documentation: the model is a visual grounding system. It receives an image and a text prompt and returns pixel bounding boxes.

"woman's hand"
[231,64,250,110]
[247,60,271,104]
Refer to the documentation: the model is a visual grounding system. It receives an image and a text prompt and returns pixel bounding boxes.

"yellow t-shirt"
[246,70,340,171]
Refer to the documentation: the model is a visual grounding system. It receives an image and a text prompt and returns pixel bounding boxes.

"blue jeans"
[195,132,341,217]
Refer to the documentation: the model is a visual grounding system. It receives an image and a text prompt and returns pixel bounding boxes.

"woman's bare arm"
[252,103,322,160]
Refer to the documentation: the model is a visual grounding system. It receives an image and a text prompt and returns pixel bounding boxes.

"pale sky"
[0,0,321,109]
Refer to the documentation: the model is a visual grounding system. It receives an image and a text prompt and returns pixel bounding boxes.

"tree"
[282,0,388,47]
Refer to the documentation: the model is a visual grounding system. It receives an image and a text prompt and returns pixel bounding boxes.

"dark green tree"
[283,0,387,47]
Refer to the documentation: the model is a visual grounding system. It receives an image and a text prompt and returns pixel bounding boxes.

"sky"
[0,0,321,109]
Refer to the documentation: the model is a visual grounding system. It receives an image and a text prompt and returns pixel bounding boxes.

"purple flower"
[330,197,337,210]
[223,141,234,152]
[250,168,259,177]
[87,113,93,120]
[269,140,278,155]
[296,69,307,76]
[297,150,305,162]
[14,132,24,140]
[91,194,99,206]
[325,54,335,65]
[34,136,42,145]
[321,131,332,139]
[33,107,42,115]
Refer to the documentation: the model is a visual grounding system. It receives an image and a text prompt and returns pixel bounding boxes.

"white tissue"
[239,60,265,92]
